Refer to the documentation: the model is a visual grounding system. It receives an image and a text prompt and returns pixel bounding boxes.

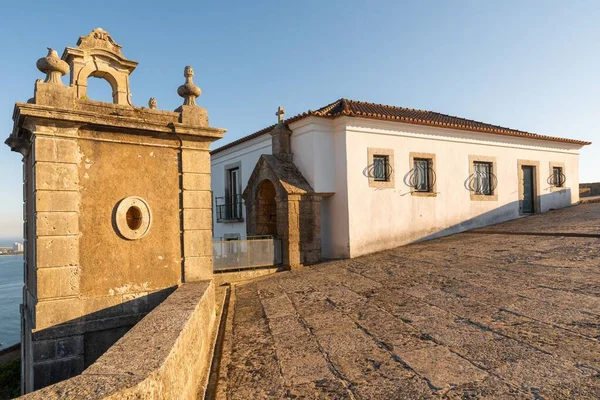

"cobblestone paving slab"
[217,205,600,399]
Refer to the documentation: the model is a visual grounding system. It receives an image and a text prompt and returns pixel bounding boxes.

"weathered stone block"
[184,256,213,281]
[36,236,79,268]
[34,162,78,191]
[35,298,84,330]
[32,339,57,362]
[122,292,150,315]
[33,81,76,110]
[36,212,78,236]
[177,104,209,127]
[182,173,211,191]
[56,335,84,359]
[182,190,211,209]
[181,150,210,173]
[35,191,80,212]
[33,356,84,389]
[183,209,212,230]
[34,335,85,363]
[183,229,212,257]
[34,137,79,163]
[36,266,79,300]
[83,296,124,319]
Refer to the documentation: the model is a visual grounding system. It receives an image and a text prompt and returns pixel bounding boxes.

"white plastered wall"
[210,134,272,240]
[290,118,350,259]
[342,117,582,258]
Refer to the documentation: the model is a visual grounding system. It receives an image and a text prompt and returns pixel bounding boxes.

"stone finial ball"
[36,48,70,76]
[177,82,202,98]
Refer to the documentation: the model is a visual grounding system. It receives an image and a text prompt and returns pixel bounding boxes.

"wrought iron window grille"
[548,168,566,187]
[366,155,393,182]
[405,158,436,192]
[467,163,497,195]
[215,194,244,222]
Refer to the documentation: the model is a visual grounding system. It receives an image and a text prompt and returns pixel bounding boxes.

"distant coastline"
[0,252,22,257]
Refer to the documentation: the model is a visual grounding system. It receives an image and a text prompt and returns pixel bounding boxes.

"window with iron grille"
[473,162,493,195]
[552,166,565,187]
[373,155,390,182]
[413,158,433,192]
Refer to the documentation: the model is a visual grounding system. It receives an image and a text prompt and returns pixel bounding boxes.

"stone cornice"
[12,102,225,140]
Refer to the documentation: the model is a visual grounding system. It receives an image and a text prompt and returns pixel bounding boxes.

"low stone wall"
[213,266,285,286]
[20,281,217,399]
[0,343,20,365]
[580,182,600,197]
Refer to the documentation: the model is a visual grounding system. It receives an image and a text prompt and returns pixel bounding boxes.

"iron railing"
[213,237,282,271]
[215,194,244,222]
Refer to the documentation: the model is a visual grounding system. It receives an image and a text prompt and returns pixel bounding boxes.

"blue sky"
[1,0,599,237]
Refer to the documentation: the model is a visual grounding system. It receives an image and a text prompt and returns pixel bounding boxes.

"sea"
[0,237,23,350]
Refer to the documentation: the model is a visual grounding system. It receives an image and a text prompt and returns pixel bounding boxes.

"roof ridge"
[344,98,430,114]
[344,98,533,134]
[210,98,590,155]
[313,98,344,116]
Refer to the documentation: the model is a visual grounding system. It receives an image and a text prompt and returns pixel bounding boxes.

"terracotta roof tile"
[211,99,590,155]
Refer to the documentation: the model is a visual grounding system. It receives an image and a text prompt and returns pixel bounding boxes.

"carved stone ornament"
[76,27,123,55]
[36,48,69,85]
[148,97,157,109]
[177,66,202,106]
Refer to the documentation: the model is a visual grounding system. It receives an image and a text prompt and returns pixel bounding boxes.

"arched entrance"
[256,179,277,236]
[243,155,323,268]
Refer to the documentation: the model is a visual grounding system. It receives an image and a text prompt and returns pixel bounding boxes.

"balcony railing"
[215,194,244,222]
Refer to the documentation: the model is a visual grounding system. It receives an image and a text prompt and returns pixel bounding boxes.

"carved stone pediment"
[75,28,123,56]
[62,28,138,106]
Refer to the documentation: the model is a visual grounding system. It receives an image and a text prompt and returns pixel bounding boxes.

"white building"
[210,99,589,265]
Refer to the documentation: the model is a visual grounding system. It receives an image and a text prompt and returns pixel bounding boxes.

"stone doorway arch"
[243,155,322,268]
[256,179,278,236]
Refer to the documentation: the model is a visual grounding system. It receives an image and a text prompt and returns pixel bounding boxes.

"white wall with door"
[342,118,582,258]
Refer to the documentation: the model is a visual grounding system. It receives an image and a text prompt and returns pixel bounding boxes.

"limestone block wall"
[298,196,322,264]
[18,282,218,400]
[181,143,214,281]
[10,96,224,393]
[27,124,84,391]
[6,29,225,394]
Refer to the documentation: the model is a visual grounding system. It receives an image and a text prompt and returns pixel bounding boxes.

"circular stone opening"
[126,206,143,230]
[114,196,152,240]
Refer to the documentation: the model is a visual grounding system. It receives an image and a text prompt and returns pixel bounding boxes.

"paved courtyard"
[214,204,600,399]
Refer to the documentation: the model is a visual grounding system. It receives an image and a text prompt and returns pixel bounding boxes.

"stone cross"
[276,106,285,123]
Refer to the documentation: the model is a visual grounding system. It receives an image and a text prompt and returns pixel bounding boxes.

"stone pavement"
[214,203,600,399]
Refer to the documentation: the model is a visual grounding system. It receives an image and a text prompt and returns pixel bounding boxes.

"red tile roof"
[210,98,590,155]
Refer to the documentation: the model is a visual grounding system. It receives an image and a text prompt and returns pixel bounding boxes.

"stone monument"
[5,28,224,393]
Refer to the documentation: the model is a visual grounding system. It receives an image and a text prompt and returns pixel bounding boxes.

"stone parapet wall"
[19,281,217,400]
[580,182,600,197]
